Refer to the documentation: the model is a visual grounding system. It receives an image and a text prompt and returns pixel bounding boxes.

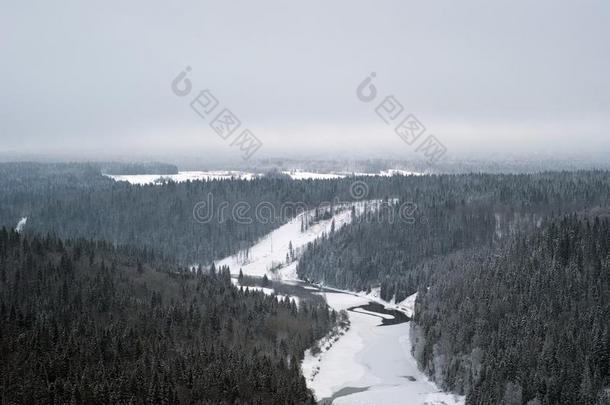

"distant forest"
[297,171,610,299]
[0,162,364,263]
[3,164,609,269]
[100,162,179,175]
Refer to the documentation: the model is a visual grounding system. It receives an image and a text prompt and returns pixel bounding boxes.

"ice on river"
[303,291,464,405]
[216,201,462,405]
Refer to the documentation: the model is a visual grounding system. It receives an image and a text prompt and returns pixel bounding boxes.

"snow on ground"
[282,170,346,180]
[215,199,461,404]
[104,171,256,185]
[242,287,300,305]
[351,287,419,317]
[216,201,380,279]
[106,169,425,184]
[15,217,27,233]
[351,307,395,320]
[281,169,424,180]
[312,285,417,318]
[241,286,275,295]
[378,169,423,177]
[304,291,464,405]
[398,292,418,318]
[274,293,300,306]
[229,278,300,305]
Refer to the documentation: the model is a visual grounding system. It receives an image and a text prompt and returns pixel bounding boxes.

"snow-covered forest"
[1,162,609,404]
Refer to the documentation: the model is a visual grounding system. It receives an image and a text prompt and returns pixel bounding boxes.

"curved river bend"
[216,205,464,405]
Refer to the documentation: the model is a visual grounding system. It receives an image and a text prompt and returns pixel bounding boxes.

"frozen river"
[216,203,464,405]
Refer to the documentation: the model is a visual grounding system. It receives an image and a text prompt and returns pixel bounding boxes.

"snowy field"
[215,202,463,404]
[105,169,424,185]
[282,169,423,180]
[282,170,345,180]
[104,171,256,184]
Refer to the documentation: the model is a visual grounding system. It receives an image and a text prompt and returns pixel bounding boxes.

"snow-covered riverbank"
[215,202,463,405]
[302,290,463,405]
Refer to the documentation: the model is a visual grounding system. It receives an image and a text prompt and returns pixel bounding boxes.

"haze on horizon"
[1,0,609,164]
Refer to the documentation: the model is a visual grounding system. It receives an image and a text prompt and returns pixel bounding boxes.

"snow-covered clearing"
[104,171,256,185]
[216,201,380,279]
[282,170,345,180]
[105,169,425,185]
[215,200,462,404]
[281,169,424,180]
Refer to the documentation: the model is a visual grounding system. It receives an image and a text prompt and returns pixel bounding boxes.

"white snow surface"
[303,291,463,405]
[15,217,27,233]
[398,292,418,318]
[216,201,380,278]
[105,169,425,184]
[282,170,345,180]
[351,307,395,320]
[229,279,300,305]
[281,169,424,180]
[354,287,419,318]
[104,171,256,185]
[215,201,462,405]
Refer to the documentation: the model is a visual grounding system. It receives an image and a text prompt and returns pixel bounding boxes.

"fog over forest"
[2,1,609,164]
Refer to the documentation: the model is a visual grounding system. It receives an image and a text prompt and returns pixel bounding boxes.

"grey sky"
[1,0,609,163]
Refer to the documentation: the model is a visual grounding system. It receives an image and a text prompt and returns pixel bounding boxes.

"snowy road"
[216,203,464,405]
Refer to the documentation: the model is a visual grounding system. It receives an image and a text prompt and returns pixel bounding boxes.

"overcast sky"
[1,0,609,164]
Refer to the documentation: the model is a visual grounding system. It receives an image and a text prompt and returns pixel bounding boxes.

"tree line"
[297,171,610,302]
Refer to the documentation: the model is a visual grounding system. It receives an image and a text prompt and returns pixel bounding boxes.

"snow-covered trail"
[215,202,463,405]
[216,202,371,279]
